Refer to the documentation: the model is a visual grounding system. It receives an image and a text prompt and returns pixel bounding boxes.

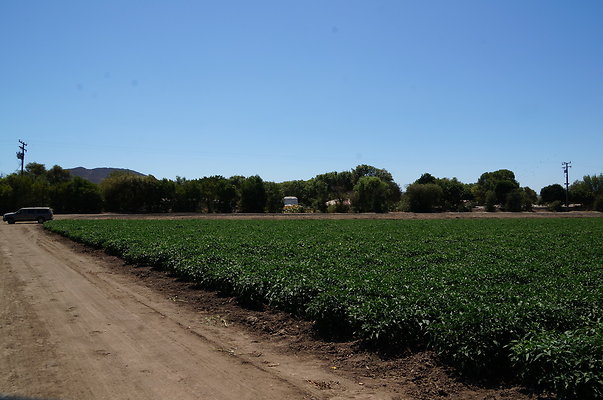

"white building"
[283,196,298,206]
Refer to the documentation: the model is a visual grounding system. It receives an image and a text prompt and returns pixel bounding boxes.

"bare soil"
[54,209,602,221]
[2,213,583,399]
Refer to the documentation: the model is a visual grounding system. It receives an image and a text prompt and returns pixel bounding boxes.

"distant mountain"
[67,167,145,184]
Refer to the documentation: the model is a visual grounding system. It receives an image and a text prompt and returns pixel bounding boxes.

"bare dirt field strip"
[54,210,602,221]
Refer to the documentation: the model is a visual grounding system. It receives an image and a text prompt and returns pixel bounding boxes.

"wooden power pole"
[17,140,27,175]
[562,161,572,209]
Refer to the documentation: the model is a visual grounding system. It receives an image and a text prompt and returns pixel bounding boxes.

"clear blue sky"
[1,1,602,191]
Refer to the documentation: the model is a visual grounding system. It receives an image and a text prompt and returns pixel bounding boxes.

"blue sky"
[1,1,601,191]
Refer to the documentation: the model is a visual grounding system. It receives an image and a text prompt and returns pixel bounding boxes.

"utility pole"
[16,140,27,175]
[562,161,572,209]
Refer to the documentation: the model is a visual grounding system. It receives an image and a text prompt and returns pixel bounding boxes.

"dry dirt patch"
[55,210,601,221]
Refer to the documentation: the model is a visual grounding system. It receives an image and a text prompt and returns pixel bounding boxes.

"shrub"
[594,195,603,212]
[395,196,410,212]
[504,190,523,212]
[547,200,563,212]
[283,204,305,213]
[457,201,473,212]
[327,202,350,213]
[522,187,537,211]
[522,197,534,211]
[485,191,497,212]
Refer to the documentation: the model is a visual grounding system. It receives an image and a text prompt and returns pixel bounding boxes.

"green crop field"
[45,218,603,398]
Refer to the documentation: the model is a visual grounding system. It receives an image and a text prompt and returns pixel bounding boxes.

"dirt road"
[53,210,603,221]
[0,223,396,400]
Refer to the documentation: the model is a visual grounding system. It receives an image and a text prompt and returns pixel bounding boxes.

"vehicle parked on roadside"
[3,207,54,224]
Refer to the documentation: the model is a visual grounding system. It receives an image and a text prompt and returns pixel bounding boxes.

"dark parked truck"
[3,207,54,224]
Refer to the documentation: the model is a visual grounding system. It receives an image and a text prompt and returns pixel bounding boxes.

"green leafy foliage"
[101,172,175,213]
[0,164,103,214]
[485,191,497,212]
[240,175,266,212]
[548,200,564,212]
[476,169,520,205]
[45,218,603,397]
[504,189,523,212]
[540,184,566,205]
[405,183,443,212]
[352,176,391,213]
[569,174,603,209]
[510,324,603,399]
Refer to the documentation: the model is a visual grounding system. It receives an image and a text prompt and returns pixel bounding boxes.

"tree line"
[1,162,601,214]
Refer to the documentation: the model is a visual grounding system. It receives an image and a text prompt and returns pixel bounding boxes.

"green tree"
[329,171,354,205]
[522,187,538,205]
[569,174,603,208]
[415,173,437,185]
[569,182,593,207]
[540,184,566,204]
[504,190,523,212]
[211,176,237,213]
[0,164,54,209]
[352,176,391,213]
[100,172,166,212]
[351,164,393,184]
[280,180,310,206]
[157,178,177,212]
[410,174,472,211]
[144,177,175,212]
[228,175,245,211]
[405,183,443,213]
[25,162,47,178]
[522,187,537,211]
[199,176,223,213]
[582,174,603,194]
[436,177,470,210]
[51,177,103,213]
[174,178,202,212]
[264,181,284,213]
[46,165,72,185]
[476,169,520,205]
[485,191,497,212]
[3,174,36,209]
[310,171,354,211]
[31,178,51,206]
[0,180,14,214]
[352,165,401,207]
[240,175,266,213]
[306,177,330,212]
